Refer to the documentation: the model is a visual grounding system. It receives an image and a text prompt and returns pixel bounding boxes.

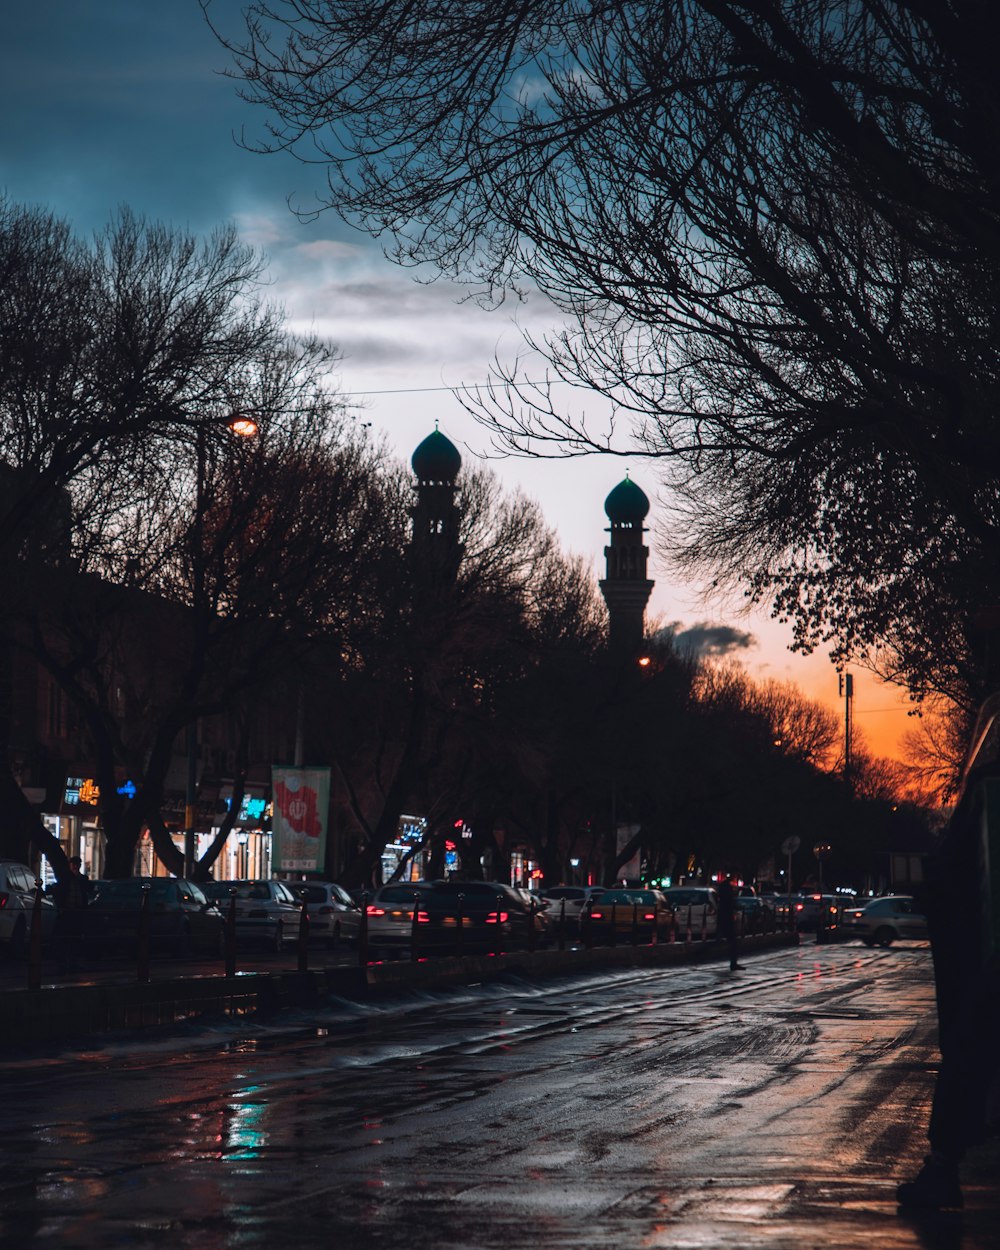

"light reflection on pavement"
[0,943,993,1249]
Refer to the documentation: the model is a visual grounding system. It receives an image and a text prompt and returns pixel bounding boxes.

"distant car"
[365,881,436,951]
[734,894,771,933]
[202,879,300,950]
[660,886,719,939]
[412,881,547,954]
[541,886,605,936]
[587,888,675,942]
[292,881,362,946]
[87,878,225,956]
[841,895,929,947]
[792,893,843,933]
[0,860,57,956]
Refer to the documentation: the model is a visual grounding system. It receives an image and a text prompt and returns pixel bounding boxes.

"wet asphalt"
[0,941,995,1249]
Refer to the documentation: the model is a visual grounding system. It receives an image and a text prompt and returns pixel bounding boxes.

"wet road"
[0,942,989,1248]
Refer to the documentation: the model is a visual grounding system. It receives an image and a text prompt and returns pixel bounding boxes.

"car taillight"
[416,909,430,924]
[0,892,8,909]
[642,912,656,921]
[367,905,385,916]
[485,911,509,924]
[591,910,604,920]
[795,903,804,911]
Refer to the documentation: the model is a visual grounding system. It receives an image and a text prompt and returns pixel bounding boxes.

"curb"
[0,932,797,1048]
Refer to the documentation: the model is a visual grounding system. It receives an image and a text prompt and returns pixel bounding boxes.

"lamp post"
[182,414,258,880]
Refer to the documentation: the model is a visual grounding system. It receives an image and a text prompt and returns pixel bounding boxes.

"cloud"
[658,621,757,658]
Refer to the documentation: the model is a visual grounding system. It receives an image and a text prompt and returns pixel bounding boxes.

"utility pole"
[839,671,854,790]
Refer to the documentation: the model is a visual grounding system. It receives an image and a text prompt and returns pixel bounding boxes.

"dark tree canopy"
[215,1,1000,711]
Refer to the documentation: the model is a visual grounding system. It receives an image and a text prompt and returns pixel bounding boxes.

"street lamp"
[182,413,258,880]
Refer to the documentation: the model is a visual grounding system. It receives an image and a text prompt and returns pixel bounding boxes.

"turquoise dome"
[604,476,649,523]
[412,428,462,481]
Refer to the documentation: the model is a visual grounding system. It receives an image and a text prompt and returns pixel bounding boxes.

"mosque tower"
[599,473,654,656]
[410,425,464,584]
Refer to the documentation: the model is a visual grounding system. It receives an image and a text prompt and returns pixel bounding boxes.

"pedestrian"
[716,872,743,971]
[896,767,1000,1211]
[52,854,92,970]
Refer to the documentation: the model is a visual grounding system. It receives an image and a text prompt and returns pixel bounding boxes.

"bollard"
[701,903,708,940]
[631,901,639,946]
[27,879,43,990]
[297,894,310,972]
[582,897,594,949]
[410,889,422,962]
[358,891,370,966]
[527,895,537,954]
[224,889,237,978]
[137,883,151,984]
[651,904,659,946]
[685,905,693,944]
[558,897,566,951]
[495,892,504,957]
[456,892,465,957]
[610,900,618,947]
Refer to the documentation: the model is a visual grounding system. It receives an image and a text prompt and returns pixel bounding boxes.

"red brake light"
[591,910,604,920]
[795,903,804,911]
[485,911,509,924]
[642,912,656,921]
[416,909,430,924]
[0,892,8,909]
[366,905,385,917]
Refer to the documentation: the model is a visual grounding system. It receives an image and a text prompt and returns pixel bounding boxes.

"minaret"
[410,425,463,584]
[599,473,654,656]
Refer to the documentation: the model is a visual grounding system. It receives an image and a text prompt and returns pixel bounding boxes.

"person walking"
[52,855,92,971]
[716,873,743,971]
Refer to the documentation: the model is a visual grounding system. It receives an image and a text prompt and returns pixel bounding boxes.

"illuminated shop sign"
[64,777,100,806]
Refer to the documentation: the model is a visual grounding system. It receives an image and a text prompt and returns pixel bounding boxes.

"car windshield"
[544,888,586,901]
[378,885,428,903]
[599,890,657,905]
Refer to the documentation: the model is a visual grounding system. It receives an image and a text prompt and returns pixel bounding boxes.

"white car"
[841,895,929,946]
[0,860,57,955]
[292,881,362,946]
[660,886,720,938]
[540,886,590,933]
[203,879,301,950]
[365,881,435,951]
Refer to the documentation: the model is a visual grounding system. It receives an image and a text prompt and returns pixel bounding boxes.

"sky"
[0,2,917,760]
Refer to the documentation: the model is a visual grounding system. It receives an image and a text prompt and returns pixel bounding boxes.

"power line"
[343,379,569,397]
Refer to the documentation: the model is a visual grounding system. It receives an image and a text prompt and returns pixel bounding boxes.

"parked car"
[365,881,436,950]
[291,881,362,946]
[792,893,844,933]
[412,880,547,954]
[587,888,675,942]
[0,860,57,956]
[202,879,300,950]
[87,878,225,955]
[734,894,772,933]
[841,895,929,946]
[541,885,605,936]
[660,886,719,939]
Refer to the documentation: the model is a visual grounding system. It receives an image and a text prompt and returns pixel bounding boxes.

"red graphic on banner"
[273,779,322,839]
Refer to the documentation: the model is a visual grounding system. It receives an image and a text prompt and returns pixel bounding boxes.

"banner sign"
[271,766,330,872]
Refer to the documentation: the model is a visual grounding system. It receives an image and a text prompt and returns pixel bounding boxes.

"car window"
[331,885,354,906]
[9,865,34,892]
[299,885,326,904]
[275,883,298,903]
[544,887,586,901]
[379,885,426,903]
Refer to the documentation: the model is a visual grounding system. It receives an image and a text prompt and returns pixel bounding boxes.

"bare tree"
[0,199,350,872]
[213,2,1000,710]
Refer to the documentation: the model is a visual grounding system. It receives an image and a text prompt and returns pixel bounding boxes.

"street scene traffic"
[1,942,994,1250]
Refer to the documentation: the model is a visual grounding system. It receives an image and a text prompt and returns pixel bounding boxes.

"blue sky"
[0,2,915,752]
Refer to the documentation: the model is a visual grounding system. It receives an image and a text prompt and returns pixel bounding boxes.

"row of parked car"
[0,857,929,959]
